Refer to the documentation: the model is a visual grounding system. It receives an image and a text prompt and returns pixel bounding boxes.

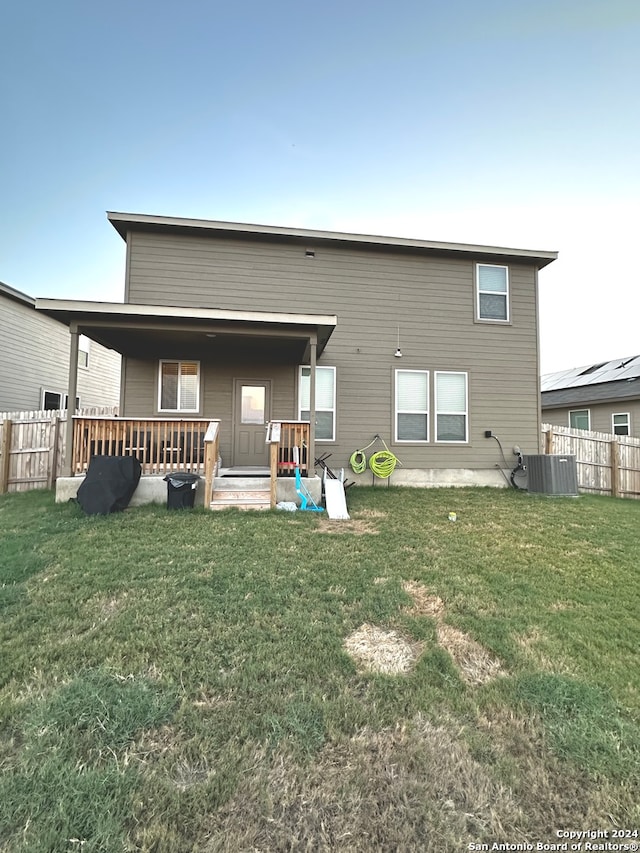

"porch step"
[210,477,271,511]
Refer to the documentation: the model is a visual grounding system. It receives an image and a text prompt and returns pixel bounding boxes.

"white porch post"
[63,323,80,476]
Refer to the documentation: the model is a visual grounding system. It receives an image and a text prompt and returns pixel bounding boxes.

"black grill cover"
[76,456,142,515]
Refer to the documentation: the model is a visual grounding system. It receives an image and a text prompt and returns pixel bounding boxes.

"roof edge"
[34,298,338,328]
[0,280,36,308]
[107,211,558,267]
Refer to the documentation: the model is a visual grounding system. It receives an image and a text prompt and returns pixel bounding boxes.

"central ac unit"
[524,454,578,496]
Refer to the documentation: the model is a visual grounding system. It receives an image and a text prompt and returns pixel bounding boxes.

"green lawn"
[1,487,639,852]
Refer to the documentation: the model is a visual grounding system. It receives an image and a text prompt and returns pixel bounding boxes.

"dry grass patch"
[400,581,504,686]
[203,714,523,852]
[514,628,562,673]
[344,623,423,675]
[315,517,379,535]
[475,706,640,834]
[436,623,505,686]
[402,580,445,619]
[351,508,387,519]
[171,758,213,791]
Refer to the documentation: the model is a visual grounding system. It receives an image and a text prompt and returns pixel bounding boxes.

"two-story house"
[37,212,556,504]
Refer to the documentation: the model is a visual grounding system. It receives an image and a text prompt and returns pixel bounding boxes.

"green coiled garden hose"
[369,449,398,479]
[349,449,368,474]
[349,435,402,479]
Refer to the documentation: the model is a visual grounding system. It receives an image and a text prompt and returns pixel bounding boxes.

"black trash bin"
[163,473,201,509]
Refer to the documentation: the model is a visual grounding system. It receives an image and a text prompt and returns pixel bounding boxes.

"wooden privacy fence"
[542,423,640,499]
[0,407,117,494]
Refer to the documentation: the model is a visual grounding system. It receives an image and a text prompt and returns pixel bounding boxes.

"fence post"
[47,415,61,489]
[610,438,620,499]
[544,428,554,455]
[0,419,12,494]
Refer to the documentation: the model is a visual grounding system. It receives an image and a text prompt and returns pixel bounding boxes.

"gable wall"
[0,293,121,413]
[543,400,640,438]
[122,230,543,471]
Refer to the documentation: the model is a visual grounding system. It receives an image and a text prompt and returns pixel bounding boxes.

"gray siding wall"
[122,358,295,465]
[0,293,121,412]
[122,231,542,470]
[543,401,640,438]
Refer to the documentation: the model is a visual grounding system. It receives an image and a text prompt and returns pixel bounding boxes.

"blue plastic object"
[295,467,324,512]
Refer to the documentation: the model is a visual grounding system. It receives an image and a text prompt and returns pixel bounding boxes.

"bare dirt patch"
[344,623,423,675]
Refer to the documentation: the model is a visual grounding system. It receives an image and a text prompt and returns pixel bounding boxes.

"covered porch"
[35,298,336,481]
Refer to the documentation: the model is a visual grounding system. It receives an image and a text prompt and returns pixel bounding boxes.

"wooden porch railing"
[265,420,311,509]
[72,417,216,476]
[271,421,311,477]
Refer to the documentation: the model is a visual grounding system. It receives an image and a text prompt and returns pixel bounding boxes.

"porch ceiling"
[35,300,336,360]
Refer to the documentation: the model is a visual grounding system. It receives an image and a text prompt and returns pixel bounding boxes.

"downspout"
[534,266,543,453]
[63,323,80,476]
[309,334,317,475]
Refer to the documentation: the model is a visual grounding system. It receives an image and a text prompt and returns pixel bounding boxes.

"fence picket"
[0,407,118,494]
[541,423,640,500]
[1,413,639,498]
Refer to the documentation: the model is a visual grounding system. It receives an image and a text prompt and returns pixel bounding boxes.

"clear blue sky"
[2,0,639,373]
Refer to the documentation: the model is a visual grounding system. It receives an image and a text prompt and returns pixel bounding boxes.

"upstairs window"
[612,413,630,436]
[158,360,200,413]
[477,264,509,322]
[435,371,468,442]
[395,370,429,442]
[569,409,590,431]
[299,366,336,441]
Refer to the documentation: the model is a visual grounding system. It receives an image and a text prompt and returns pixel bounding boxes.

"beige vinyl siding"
[123,231,542,469]
[0,293,120,412]
[75,337,121,408]
[123,359,296,465]
[543,401,640,439]
[0,294,69,411]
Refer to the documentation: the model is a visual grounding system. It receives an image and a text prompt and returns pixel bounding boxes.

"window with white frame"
[78,335,90,368]
[395,370,429,442]
[41,390,80,411]
[569,409,590,430]
[158,360,200,413]
[435,371,468,442]
[299,366,335,441]
[476,264,509,322]
[612,413,630,436]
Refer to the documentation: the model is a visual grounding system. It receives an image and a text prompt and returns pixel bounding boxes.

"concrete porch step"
[213,477,270,490]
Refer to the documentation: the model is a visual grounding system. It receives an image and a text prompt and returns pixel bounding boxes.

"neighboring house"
[541,356,640,438]
[36,212,557,485]
[0,280,121,413]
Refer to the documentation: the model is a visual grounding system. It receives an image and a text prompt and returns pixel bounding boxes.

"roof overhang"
[107,211,558,269]
[35,299,337,361]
